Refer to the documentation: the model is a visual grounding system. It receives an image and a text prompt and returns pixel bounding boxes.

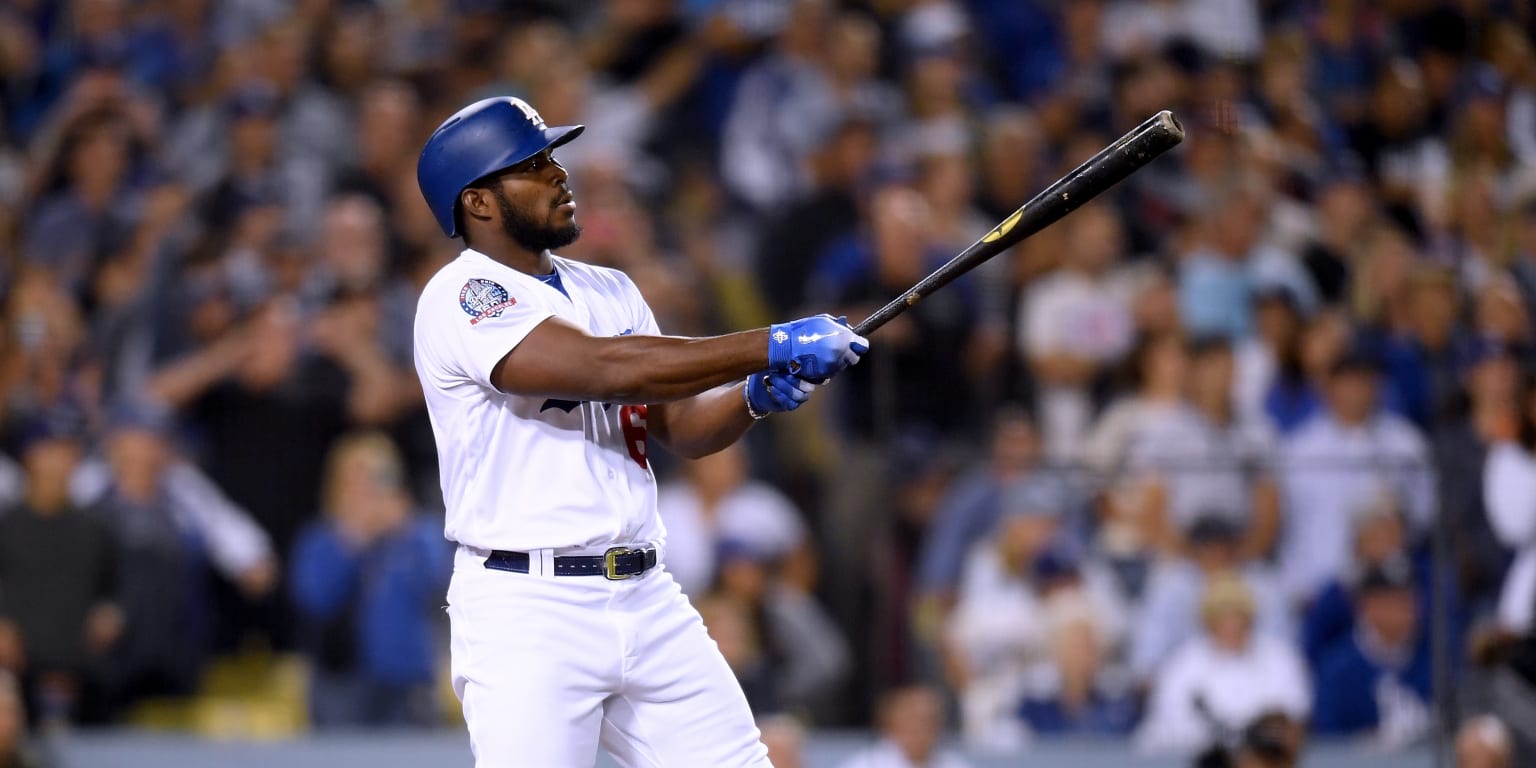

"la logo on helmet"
[510,98,547,129]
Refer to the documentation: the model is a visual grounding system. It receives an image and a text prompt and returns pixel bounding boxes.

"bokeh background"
[1,0,1535,766]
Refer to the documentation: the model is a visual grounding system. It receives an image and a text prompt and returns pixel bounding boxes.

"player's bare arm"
[490,319,769,403]
[648,349,834,458]
[647,377,802,459]
[648,386,757,459]
[490,314,859,461]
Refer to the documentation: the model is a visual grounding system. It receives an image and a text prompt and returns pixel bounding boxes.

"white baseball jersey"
[413,248,664,552]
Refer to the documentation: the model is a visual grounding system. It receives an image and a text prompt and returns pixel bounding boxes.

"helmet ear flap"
[452,202,468,242]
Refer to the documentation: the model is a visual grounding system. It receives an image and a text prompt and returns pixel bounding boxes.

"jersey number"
[619,405,649,469]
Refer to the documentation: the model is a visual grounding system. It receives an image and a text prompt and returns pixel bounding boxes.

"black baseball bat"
[852,110,1185,337]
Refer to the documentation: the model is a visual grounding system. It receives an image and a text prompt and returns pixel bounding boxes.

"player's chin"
[548,221,582,248]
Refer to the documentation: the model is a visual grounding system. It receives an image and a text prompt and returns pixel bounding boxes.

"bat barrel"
[852,110,1184,337]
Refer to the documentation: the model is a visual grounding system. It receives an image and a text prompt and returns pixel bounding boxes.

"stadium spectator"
[718,0,840,212]
[945,488,1124,749]
[1455,715,1512,768]
[1311,557,1433,748]
[147,296,358,561]
[1434,340,1519,616]
[1120,336,1281,558]
[1276,347,1433,606]
[0,268,95,430]
[1083,331,1188,590]
[1300,498,1425,668]
[21,106,147,300]
[1235,284,1307,428]
[1134,573,1310,756]
[836,685,971,768]
[76,401,276,711]
[916,408,1077,606]
[696,593,775,714]
[1177,183,1317,343]
[706,532,849,719]
[1379,266,1472,430]
[1231,710,1306,768]
[1511,199,1536,317]
[808,184,983,439]
[1014,574,1140,739]
[755,113,880,317]
[1129,516,1291,683]
[1263,306,1353,434]
[1346,59,1447,237]
[1022,203,1136,462]
[757,713,808,768]
[0,671,41,768]
[289,432,450,728]
[975,107,1046,224]
[1297,172,1373,309]
[1484,376,1536,639]
[655,443,809,598]
[0,407,120,726]
[1447,66,1536,205]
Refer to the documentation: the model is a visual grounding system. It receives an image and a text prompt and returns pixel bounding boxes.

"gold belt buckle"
[604,547,635,580]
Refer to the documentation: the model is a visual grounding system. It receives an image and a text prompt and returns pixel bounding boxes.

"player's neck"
[473,240,554,276]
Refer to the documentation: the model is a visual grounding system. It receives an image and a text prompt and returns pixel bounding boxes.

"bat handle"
[852,291,916,337]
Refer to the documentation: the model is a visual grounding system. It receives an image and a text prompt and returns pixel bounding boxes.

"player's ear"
[461,187,495,225]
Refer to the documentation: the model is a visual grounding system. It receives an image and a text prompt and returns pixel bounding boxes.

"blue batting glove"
[744,371,820,419]
[768,314,869,380]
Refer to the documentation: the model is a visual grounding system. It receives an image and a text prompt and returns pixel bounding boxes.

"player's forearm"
[650,383,757,459]
[497,326,770,403]
[595,331,769,402]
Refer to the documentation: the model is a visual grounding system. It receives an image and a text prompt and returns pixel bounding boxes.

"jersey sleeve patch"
[459,278,517,325]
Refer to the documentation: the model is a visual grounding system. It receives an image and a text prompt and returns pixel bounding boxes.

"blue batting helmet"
[416,97,584,238]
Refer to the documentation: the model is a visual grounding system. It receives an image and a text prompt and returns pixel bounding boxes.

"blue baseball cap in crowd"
[225,80,283,120]
[14,404,88,456]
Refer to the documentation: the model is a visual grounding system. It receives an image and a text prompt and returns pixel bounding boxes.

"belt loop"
[536,549,555,578]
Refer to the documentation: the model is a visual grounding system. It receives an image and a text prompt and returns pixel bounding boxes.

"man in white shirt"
[1485,437,1536,635]
[413,97,869,767]
[1129,516,1292,683]
[1277,349,1433,605]
[945,490,1125,750]
[1135,574,1311,755]
[1021,204,1136,461]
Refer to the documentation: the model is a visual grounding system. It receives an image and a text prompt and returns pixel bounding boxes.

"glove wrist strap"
[743,377,770,421]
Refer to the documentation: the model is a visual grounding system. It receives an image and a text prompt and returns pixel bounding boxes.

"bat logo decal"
[981,209,1023,243]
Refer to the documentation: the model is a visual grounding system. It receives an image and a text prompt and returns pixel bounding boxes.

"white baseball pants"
[447,546,771,767]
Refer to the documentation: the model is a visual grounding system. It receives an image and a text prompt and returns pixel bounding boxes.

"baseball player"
[412,96,868,767]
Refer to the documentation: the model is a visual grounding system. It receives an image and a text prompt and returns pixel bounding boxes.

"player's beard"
[494,187,581,253]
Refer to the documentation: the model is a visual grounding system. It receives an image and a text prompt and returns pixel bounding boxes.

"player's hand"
[768,314,868,380]
[745,370,819,417]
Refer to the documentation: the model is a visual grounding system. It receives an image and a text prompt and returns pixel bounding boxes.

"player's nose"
[546,155,569,184]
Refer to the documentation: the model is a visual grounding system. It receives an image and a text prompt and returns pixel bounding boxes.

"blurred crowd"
[2,0,1536,765]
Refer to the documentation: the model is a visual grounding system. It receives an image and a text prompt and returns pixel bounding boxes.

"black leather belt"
[483,546,658,580]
